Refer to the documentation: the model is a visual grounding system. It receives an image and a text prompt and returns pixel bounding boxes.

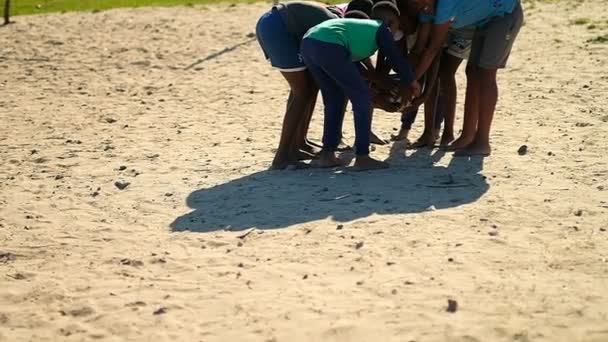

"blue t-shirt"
[419,0,517,28]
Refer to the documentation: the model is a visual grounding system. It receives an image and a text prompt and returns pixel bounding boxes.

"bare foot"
[454,142,492,157]
[408,132,437,149]
[306,139,323,149]
[370,131,388,145]
[390,128,409,142]
[336,140,352,152]
[295,149,318,161]
[301,141,321,156]
[443,136,474,151]
[353,155,389,171]
[271,152,296,170]
[439,132,455,146]
[318,151,346,168]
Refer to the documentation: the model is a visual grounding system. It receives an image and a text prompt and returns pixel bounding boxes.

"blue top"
[419,0,518,28]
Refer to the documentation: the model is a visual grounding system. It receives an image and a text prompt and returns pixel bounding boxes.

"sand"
[0,1,607,341]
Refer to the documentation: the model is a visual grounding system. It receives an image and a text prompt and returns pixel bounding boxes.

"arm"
[411,22,432,55]
[375,24,416,85]
[414,21,450,79]
[408,53,440,109]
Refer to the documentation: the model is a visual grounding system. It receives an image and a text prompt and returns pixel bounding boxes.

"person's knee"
[291,82,316,102]
[351,90,371,111]
[478,68,497,87]
[465,64,479,78]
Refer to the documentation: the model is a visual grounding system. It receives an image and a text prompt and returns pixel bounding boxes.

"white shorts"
[444,26,475,60]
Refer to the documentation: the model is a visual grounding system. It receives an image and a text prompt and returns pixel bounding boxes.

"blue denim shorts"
[255,8,307,72]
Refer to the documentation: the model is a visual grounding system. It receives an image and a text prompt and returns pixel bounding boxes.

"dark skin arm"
[411,22,432,55]
[407,53,440,110]
[414,21,450,79]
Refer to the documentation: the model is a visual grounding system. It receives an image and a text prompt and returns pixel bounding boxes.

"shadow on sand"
[171,142,490,232]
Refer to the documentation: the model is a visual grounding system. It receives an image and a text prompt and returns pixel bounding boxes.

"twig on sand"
[184,37,256,70]
[319,194,351,202]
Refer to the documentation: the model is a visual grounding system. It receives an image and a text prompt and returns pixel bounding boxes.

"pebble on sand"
[518,145,528,155]
[446,299,458,313]
[153,307,167,315]
[114,181,130,190]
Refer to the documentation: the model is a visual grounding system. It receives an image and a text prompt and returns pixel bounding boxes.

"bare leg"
[446,65,480,151]
[455,67,497,156]
[295,85,320,156]
[272,71,316,169]
[411,82,439,148]
[391,127,410,141]
[438,54,463,146]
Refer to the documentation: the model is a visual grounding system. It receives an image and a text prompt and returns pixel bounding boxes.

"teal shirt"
[419,0,518,28]
[303,18,382,62]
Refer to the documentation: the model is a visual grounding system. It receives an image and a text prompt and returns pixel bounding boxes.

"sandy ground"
[1,1,607,341]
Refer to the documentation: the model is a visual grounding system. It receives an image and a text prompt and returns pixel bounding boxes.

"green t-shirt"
[303,18,382,62]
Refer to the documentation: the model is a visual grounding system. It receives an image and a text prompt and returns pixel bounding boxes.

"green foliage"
[2,0,267,16]
[586,34,608,44]
[571,18,591,25]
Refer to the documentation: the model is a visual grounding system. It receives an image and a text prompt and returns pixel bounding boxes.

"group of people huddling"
[256,0,524,171]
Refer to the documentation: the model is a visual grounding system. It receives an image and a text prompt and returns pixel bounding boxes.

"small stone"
[118,165,127,171]
[153,307,167,315]
[355,241,364,249]
[447,257,454,262]
[237,262,244,268]
[600,228,606,232]
[488,231,499,236]
[391,289,398,295]
[574,209,583,217]
[246,32,256,38]
[114,181,130,190]
[164,192,173,197]
[105,117,117,124]
[386,261,395,266]
[0,252,17,263]
[302,274,308,280]
[356,280,364,286]
[54,175,64,180]
[446,299,458,313]
[517,145,528,155]
[336,224,343,230]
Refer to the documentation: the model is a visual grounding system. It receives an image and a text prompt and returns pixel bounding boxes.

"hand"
[409,80,421,98]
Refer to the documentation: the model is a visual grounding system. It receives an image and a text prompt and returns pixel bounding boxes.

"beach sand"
[0,1,607,341]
